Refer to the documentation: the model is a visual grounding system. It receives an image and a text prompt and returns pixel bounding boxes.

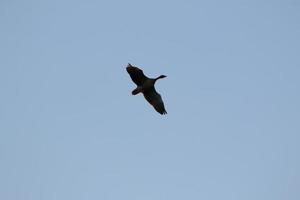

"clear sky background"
[1,0,300,200]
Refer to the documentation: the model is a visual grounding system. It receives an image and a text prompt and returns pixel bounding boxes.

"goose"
[126,63,167,115]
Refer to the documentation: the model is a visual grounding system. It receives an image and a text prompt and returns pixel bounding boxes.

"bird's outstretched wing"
[126,63,148,86]
[143,87,167,115]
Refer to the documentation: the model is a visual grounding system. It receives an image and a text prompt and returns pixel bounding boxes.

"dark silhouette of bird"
[126,63,167,115]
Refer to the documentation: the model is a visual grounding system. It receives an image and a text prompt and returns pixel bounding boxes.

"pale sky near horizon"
[1,0,300,200]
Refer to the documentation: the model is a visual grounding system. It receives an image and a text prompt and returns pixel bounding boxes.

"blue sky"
[1,0,300,199]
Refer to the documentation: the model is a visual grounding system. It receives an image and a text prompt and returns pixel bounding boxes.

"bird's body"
[126,63,167,115]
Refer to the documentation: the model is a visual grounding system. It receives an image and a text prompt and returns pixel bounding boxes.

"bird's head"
[157,75,167,79]
[154,75,167,83]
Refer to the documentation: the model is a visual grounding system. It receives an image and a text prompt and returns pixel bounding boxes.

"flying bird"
[126,63,167,115]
